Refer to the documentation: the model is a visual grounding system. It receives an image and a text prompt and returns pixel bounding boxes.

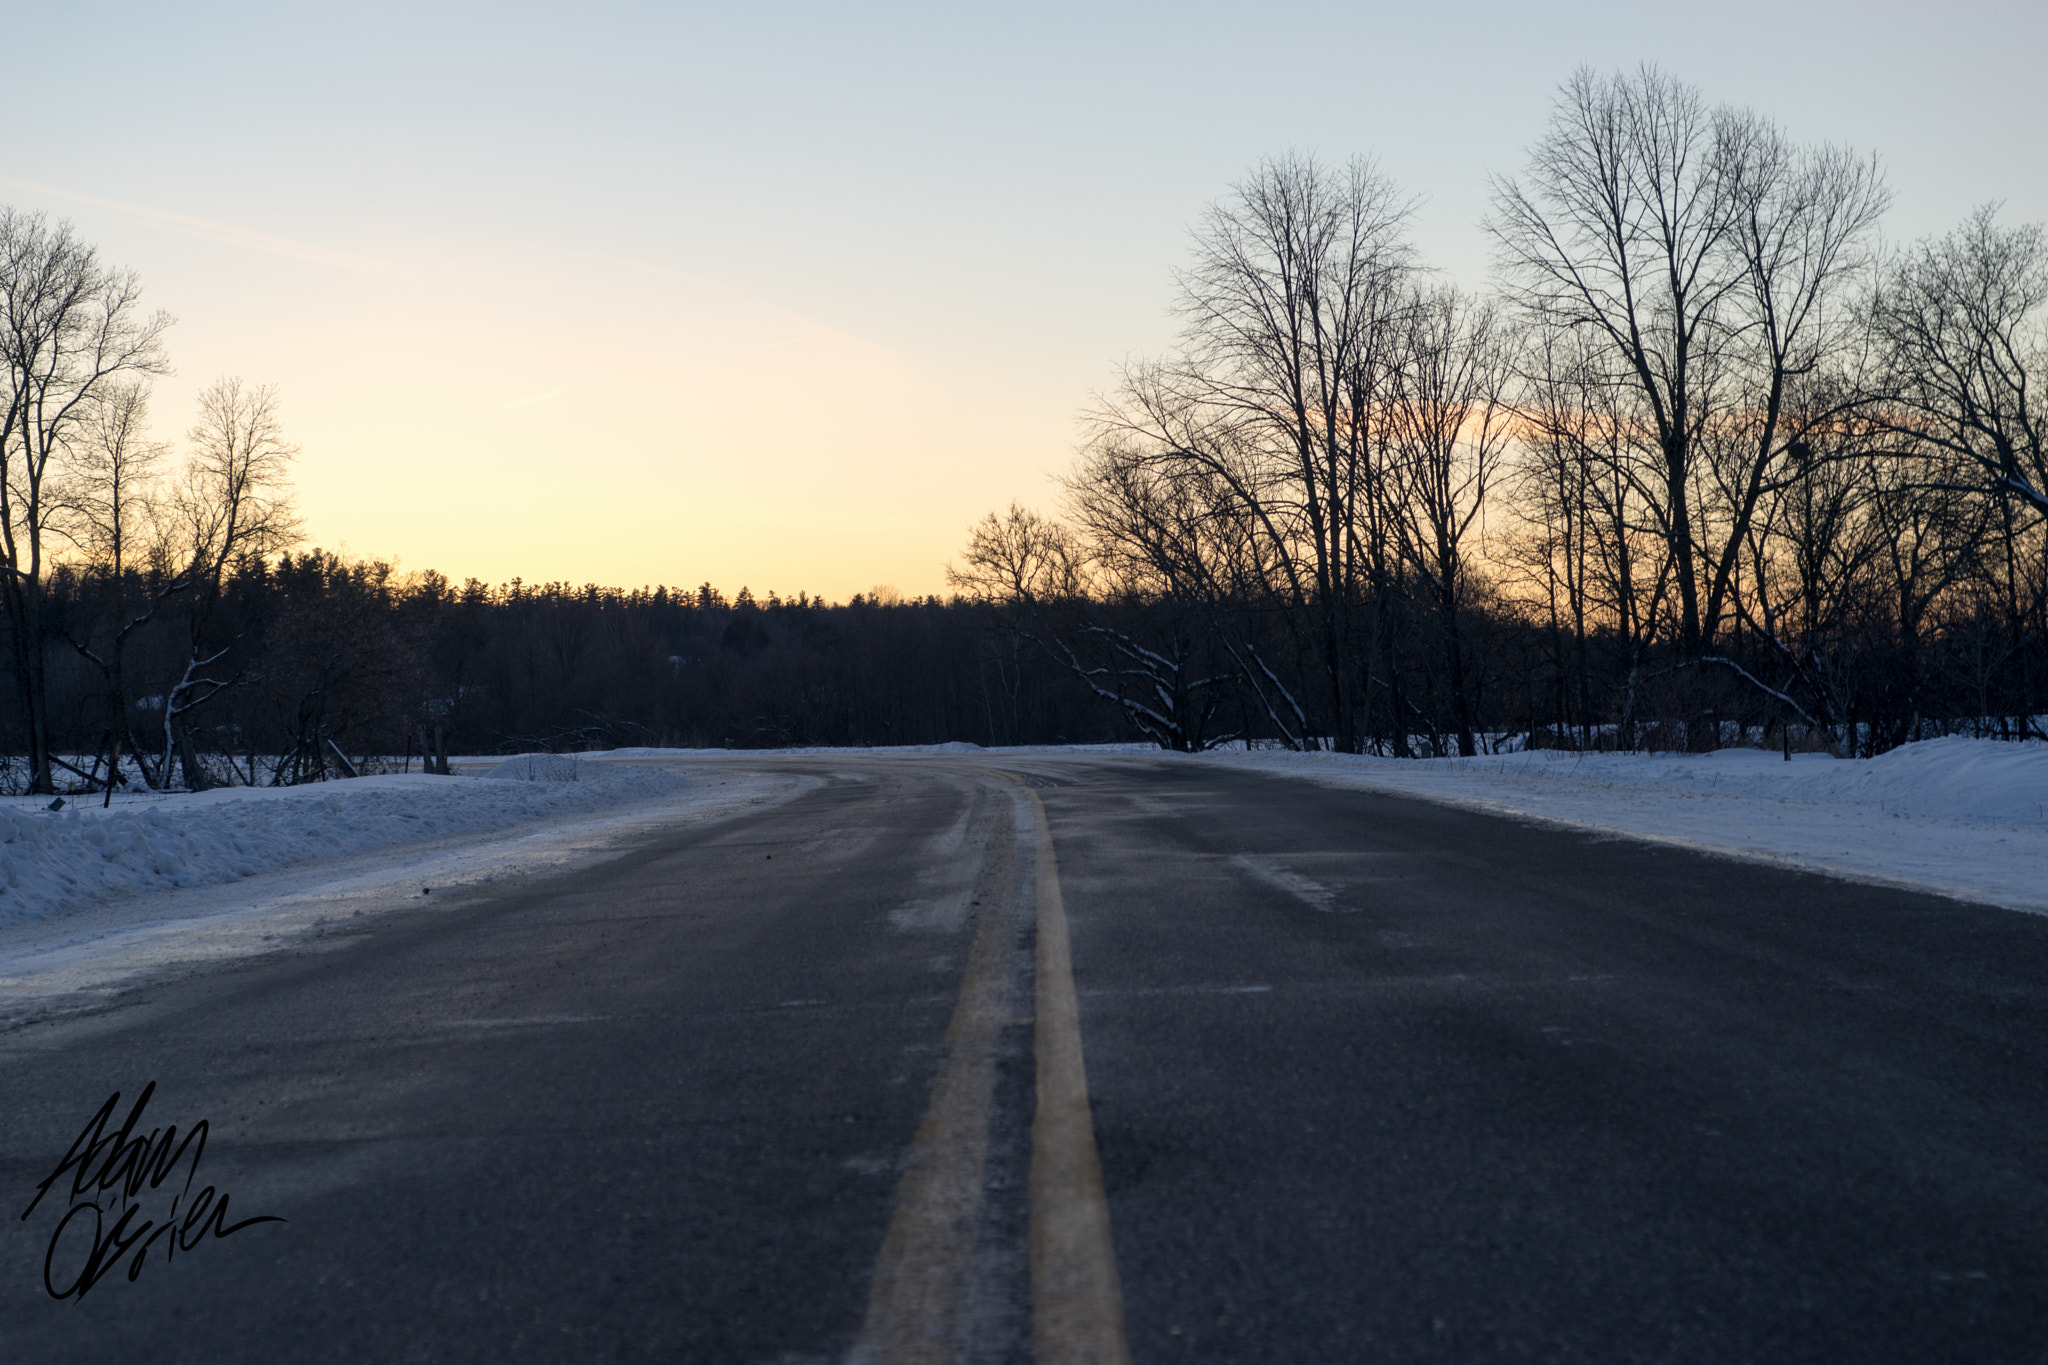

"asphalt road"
[4,755,2047,1363]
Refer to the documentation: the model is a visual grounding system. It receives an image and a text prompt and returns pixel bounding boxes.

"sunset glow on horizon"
[10,1,2042,600]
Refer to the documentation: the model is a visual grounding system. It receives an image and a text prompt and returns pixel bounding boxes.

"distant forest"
[1,65,2044,792]
[13,545,2042,794]
[29,563,1128,790]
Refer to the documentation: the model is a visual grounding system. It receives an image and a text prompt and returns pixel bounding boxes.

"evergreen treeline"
[13,540,2040,794]
[14,562,1126,789]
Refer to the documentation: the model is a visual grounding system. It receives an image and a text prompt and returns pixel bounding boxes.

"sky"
[9,0,2044,601]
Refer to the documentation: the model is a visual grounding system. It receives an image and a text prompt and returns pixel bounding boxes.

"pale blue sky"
[10,1,2043,596]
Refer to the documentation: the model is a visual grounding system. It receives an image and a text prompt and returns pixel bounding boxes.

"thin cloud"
[0,178,425,282]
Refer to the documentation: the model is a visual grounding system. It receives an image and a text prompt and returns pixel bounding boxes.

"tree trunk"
[176,726,211,791]
[1443,585,1476,758]
[1666,436,1715,753]
[102,730,123,808]
[4,577,56,794]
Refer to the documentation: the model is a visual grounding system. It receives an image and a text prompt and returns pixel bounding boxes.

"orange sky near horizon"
[8,2,2039,606]
[51,222,1092,605]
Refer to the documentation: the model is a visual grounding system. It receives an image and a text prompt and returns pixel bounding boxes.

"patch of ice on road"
[888,807,980,933]
[1229,854,1342,912]
[1195,737,2048,914]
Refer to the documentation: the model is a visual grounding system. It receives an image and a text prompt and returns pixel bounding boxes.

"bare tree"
[1860,441,1989,747]
[1872,207,2048,516]
[0,211,171,790]
[949,499,1235,750]
[1869,208,2048,735]
[1386,287,1515,755]
[1731,397,1885,739]
[1489,66,1887,746]
[66,380,169,576]
[1062,436,1294,749]
[1093,153,1417,750]
[59,381,181,794]
[1509,323,1678,748]
[158,378,301,787]
[950,503,1082,609]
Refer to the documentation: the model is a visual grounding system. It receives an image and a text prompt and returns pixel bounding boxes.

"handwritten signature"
[18,1082,285,1301]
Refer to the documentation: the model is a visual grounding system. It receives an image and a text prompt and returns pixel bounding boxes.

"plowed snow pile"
[1199,736,2048,913]
[0,760,688,930]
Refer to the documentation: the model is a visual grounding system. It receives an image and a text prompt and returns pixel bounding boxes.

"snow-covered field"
[1190,736,2048,915]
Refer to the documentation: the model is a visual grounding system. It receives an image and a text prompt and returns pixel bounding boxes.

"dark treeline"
[953,507,2044,759]
[12,564,1126,790]
[400,577,1117,754]
[20,536,2035,797]
[3,66,2043,792]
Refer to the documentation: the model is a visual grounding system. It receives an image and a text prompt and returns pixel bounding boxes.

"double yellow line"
[850,784,1129,1365]
[1024,788,1130,1364]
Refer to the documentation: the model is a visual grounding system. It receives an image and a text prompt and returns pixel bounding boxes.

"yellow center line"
[848,800,1016,1364]
[849,776,1129,1364]
[1026,786,1132,1365]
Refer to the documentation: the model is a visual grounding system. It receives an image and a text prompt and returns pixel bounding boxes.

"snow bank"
[1231,736,2048,825]
[11,734,2038,956]
[1194,737,2048,913]
[0,766,689,931]
[487,753,585,782]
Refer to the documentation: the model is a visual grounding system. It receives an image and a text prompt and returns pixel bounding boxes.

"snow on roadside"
[0,765,806,1028]
[7,732,2040,1007]
[1191,737,2048,914]
[0,760,690,931]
